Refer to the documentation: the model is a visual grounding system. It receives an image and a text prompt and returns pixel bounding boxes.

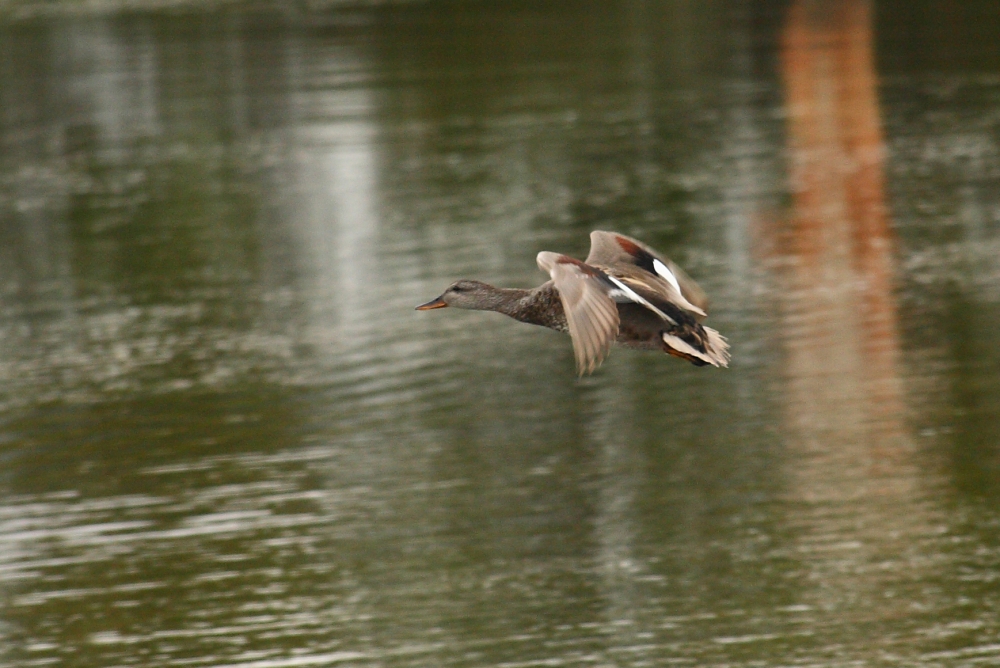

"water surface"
[2,2,1000,666]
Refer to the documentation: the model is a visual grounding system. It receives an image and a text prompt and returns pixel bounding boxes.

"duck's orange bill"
[415,296,448,310]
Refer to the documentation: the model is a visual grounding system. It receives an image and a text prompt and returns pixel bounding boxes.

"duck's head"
[415,280,498,311]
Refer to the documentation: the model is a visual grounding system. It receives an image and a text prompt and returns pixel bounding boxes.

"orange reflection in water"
[768,0,937,630]
[778,0,907,497]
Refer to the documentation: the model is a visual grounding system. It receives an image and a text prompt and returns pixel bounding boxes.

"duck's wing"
[585,231,708,318]
[536,251,620,375]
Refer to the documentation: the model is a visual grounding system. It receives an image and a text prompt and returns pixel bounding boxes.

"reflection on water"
[2,2,1000,667]
[780,0,904,459]
[765,0,936,653]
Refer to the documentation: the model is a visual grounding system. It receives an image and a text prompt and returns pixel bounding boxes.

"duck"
[416,230,730,375]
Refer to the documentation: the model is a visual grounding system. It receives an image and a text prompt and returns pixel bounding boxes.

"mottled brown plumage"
[416,231,730,374]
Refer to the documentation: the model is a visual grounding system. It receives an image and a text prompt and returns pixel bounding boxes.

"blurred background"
[2,0,1000,665]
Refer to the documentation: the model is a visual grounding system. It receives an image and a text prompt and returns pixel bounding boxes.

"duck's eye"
[451,285,465,293]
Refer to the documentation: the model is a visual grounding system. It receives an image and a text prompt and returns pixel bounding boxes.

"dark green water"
[2,2,1000,666]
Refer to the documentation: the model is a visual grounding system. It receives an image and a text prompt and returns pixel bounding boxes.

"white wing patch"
[605,275,676,325]
[653,258,682,296]
[661,333,710,364]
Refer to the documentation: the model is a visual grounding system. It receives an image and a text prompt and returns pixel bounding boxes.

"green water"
[1,2,1000,666]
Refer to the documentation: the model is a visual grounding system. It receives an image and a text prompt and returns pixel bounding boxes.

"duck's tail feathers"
[661,326,730,368]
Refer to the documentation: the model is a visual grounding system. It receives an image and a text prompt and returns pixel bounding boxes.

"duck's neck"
[488,283,567,332]
[473,286,532,317]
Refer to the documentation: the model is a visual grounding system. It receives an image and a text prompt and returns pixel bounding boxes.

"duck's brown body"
[417,231,730,374]
[500,282,721,365]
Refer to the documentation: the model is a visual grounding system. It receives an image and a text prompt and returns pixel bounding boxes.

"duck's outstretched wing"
[536,251,620,375]
[585,230,708,318]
